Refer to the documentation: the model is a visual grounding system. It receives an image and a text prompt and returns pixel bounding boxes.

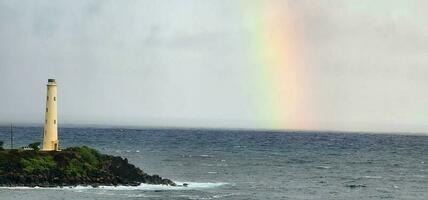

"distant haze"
[1,0,428,134]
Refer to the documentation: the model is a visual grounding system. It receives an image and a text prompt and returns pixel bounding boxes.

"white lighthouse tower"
[42,79,59,151]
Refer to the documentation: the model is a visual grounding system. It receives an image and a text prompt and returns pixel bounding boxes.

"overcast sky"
[1,0,427,134]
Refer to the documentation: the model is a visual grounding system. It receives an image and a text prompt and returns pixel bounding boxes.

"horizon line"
[0,122,427,136]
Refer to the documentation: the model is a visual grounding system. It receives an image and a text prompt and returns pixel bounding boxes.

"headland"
[0,146,176,187]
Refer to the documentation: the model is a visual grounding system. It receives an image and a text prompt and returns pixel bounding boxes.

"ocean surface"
[0,127,427,200]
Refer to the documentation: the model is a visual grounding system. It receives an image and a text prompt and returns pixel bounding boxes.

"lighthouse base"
[41,140,60,151]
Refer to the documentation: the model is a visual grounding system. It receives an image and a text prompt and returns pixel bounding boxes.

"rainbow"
[242,1,314,130]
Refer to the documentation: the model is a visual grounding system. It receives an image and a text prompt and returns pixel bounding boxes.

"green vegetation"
[28,142,41,151]
[0,146,176,187]
[0,141,3,151]
[0,146,106,179]
[20,156,56,173]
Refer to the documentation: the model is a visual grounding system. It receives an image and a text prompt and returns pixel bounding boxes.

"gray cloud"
[1,0,428,133]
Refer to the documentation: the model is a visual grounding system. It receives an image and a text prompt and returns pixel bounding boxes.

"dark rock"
[0,146,176,187]
[346,184,367,189]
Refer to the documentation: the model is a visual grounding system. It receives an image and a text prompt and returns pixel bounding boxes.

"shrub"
[62,146,103,177]
[65,146,101,166]
[28,142,41,151]
[20,156,56,174]
[65,158,86,177]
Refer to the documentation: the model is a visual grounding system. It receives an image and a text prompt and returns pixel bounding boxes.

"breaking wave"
[0,182,229,191]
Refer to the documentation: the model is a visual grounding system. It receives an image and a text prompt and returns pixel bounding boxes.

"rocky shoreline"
[0,146,176,187]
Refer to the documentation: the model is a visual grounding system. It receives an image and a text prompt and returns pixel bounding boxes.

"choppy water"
[0,127,427,199]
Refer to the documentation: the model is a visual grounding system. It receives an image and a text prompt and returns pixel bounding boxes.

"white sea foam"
[0,182,228,191]
[363,176,382,179]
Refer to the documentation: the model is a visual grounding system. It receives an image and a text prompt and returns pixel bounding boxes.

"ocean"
[0,127,427,199]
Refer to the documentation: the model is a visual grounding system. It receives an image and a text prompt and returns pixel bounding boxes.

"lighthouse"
[42,79,59,151]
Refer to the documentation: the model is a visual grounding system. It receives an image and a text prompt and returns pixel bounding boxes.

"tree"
[0,141,4,151]
[28,142,41,151]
